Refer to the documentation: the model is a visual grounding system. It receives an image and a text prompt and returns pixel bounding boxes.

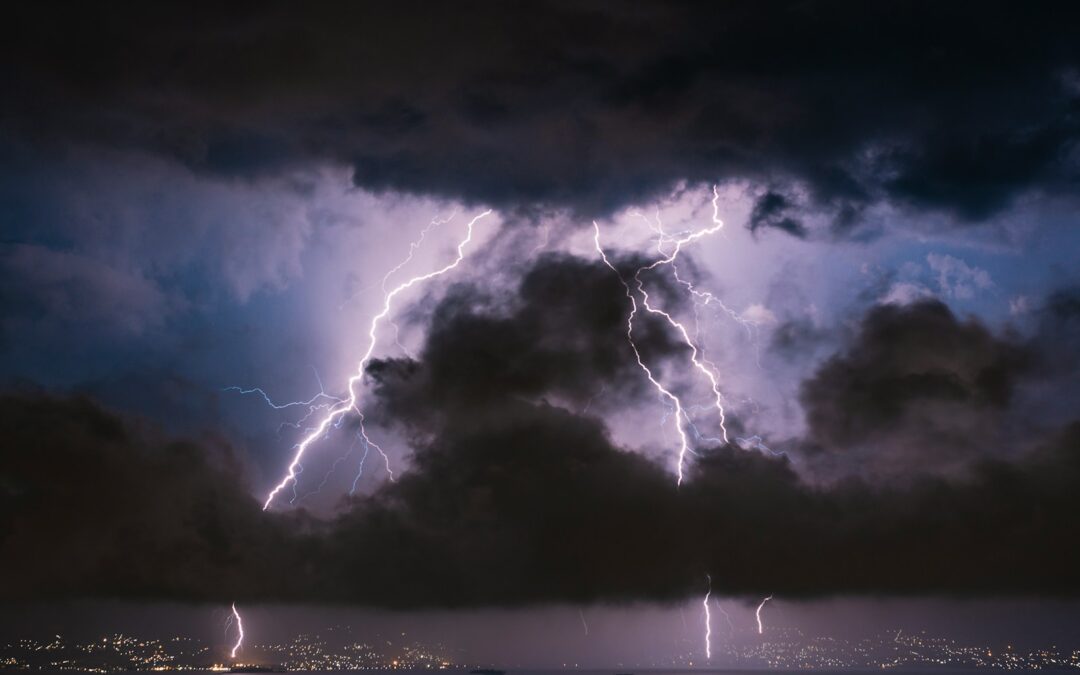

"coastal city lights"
[2,628,1078,672]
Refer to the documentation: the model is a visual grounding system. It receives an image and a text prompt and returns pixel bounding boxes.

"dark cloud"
[748,191,807,239]
[0,243,175,338]
[4,0,1080,614]
[4,389,1080,606]
[0,392,313,602]
[367,252,692,425]
[334,253,701,605]
[5,236,1080,605]
[768,318,831,362]
[3,2,1079,227]
[886,116,1080,221]
[1034,287,1080,368]
[798,300,1032,479]
[322,401,692,606]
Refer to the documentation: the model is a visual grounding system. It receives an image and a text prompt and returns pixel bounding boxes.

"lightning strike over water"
[756,594,773,635]
[262,209,493,510]
[703,575,713,660]
[229,603,244,659]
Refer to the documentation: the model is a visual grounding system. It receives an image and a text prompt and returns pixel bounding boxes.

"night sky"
[2,0,1080,662]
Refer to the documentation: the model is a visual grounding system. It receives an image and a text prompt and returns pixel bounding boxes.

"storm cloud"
[4,274,1080,606]
[3,0,1080,613]
[3,393,1080,606]
[798,300,1033,479]
[367,252,691,424]
[3,1,1079,229]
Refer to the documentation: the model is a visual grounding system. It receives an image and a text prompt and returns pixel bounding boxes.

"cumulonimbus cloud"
[3,271,1080,606]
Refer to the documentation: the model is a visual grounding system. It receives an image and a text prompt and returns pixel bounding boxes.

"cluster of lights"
[5,628,1079,671]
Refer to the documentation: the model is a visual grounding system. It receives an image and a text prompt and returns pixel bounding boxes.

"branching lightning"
[595,223,694,483]
[600,189,781,648]
[349,430,374,494]
[262,209,493,510]
[229,603,244,659]
[222,385,342,412]
[298,430,364,503]
[593,187,731,484]
[383,211,457,357]
[736,435,787,458]
[225,367,349,438]
[756,595,773,635]
[232,192,770,642]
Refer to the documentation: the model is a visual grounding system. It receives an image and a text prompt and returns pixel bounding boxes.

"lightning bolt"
[604,190,778,660]
[225,367,349,439]
[297,430,367,503]
[703,575,713,660]
[735,435,787,458]
[714,599,735,638]
[593,187,730,484]
[581,384,607,415]
[337,212,457,312]
[262,209,493,510]
[225,367,356,476]
[382,211,458,358]
[594,223,693,483]
[221,385,342,411]
[643,188,765,366]
[229,603,244,659]
[349,431,374,494]
[530,222,551,256]
[755,594,773,635]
